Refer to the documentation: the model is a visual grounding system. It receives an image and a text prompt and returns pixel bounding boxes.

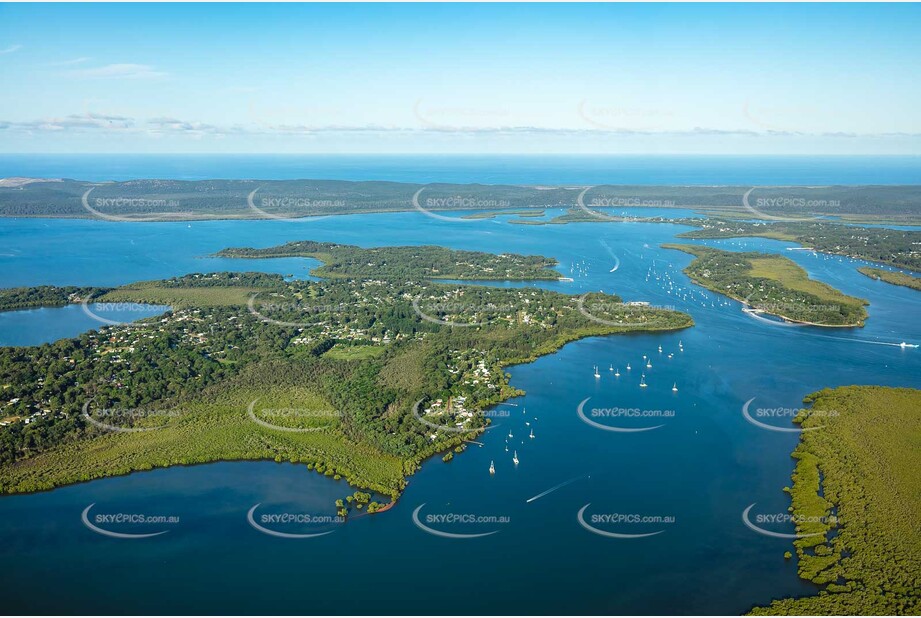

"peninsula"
[0,243,692,499]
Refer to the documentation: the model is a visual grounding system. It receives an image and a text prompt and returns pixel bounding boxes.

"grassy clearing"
[747,256,862,306]
[101,285,262,307]
[0,378,406,496]
[324,344,388,361]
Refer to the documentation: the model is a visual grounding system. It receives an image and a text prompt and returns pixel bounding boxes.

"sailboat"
[489,460,496,474]
[508,430,513,438]
[626,363,631,371]
[609,364,614,372]
[512,451,519,465]
[646,361,652,369]
[658,346,663,353]
[614,368,620,377]
[593,365,601,378]
[672,382,678,392]
[529,428,535,439]
[640,374,648,388]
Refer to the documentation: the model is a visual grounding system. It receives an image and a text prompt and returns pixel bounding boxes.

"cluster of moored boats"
[592,340,684,391]
[489,405,537,475]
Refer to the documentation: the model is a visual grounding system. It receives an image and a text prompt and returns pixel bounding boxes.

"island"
[750,386,921,615]
[663,244,869,327]
[857,266,921,292]
[0,243,693,501]
[674,219,921,272]
[214,240,561,281]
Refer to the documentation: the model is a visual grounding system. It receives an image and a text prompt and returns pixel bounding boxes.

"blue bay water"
[0,198,919,612]
[3,153,921,184]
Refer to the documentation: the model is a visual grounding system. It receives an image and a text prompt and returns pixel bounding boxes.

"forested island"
[0,244,692,499]
[663,244,869,326]
[857,266,921,291]
[215,240,561,280]
[751,386,921,615]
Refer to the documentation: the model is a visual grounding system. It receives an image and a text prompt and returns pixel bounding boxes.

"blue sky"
[1,3,919,154]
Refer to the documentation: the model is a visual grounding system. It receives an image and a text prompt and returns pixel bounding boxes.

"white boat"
[658,346,663,353]
[626,363,631,371]
[609,364,614,371]
[529,428,535,439]
[646,361,652,369]
[489,460,495,474]
[614,368,620,377]
[593,365,601,378]
[672,383,678,392]
[512,451,519,465]
[900,341,919,349]
[640,374,647,388]
[508,430,513,438]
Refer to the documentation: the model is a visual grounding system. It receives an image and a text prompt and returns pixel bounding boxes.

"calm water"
[0,304,169,347]
[3,154,921,184]
[0,209,919,614]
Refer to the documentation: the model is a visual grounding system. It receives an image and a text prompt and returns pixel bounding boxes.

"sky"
[0,3,919,155]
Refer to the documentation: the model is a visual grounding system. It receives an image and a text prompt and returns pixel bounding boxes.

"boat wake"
[526,475,589,503]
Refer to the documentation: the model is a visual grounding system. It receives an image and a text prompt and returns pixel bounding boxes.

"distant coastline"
[1,177,919,223]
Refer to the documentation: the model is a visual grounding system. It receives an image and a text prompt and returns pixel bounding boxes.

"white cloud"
[1,111,918,143]
[67,63,167,79]
[0,44,22,55]
[50,57,91,67]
